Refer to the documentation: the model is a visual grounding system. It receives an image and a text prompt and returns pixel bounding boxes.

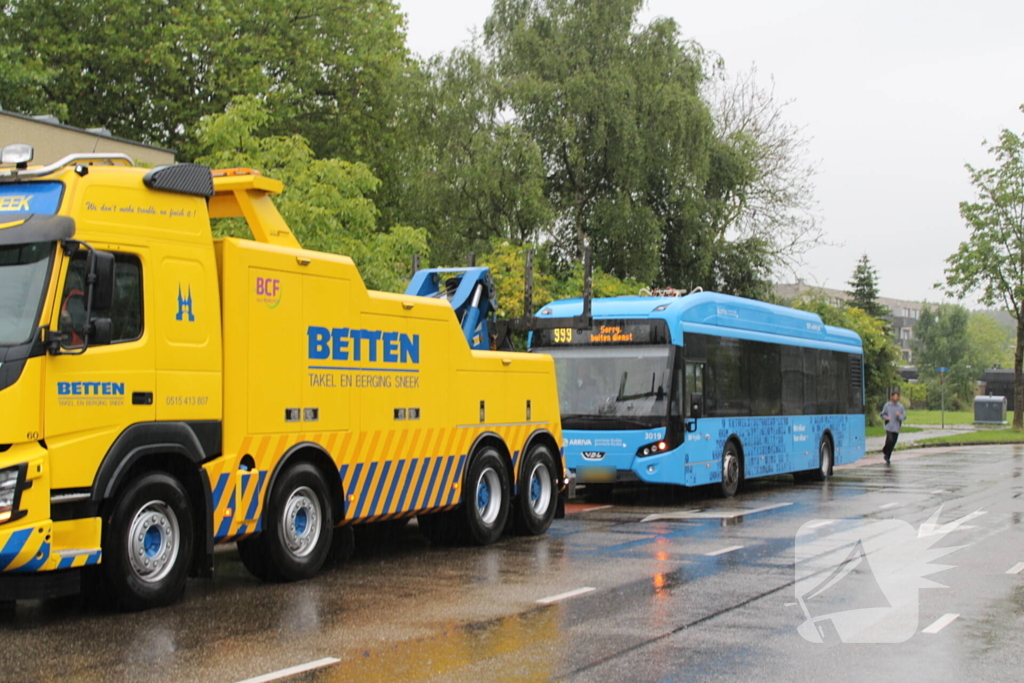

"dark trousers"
[883,431,899,459]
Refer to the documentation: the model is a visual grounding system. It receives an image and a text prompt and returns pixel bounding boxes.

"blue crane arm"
[405,267,498,349]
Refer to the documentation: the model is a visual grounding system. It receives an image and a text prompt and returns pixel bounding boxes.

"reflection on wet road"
[3,446,1023,682]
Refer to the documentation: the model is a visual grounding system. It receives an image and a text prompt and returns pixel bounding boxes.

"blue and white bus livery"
[530,292,865,498]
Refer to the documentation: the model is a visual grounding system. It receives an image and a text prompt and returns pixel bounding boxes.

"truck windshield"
[546,346,673,430]
[0,242,54,346]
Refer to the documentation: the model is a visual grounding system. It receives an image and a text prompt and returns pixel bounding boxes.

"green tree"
[396,47,553,267]
[194,96,427,292]
[792,298,901,421]
[483,0,715,284]
[913,304,978,410]
[969,311,1014,371]
[0,46,67,119]
[0,0,411,165]
[944,106,1024,428]
[847,254,889,318]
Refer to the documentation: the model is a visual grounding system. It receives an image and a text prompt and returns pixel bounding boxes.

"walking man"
[880,390,906,463]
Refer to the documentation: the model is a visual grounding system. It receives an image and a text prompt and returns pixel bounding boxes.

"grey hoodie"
[880,400,906,433]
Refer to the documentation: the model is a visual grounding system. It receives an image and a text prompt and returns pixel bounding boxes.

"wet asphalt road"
[2,445,1023,683]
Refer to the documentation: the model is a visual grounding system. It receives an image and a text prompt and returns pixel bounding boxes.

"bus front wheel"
[718,442,741,498]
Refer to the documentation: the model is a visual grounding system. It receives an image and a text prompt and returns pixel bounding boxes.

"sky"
[396,0,1024,307]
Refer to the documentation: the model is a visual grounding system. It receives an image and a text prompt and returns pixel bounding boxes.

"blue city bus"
[529,292,865,497]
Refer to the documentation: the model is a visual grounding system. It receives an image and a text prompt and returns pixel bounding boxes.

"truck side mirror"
[690,392,703,419]
[88,250,116,314]
[90,317,113,345]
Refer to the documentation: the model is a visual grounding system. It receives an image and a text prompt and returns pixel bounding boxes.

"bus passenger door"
[685,363,705,420]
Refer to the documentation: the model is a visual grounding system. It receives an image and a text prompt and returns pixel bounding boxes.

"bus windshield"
[546,346,673,430]
[0,242,54,346]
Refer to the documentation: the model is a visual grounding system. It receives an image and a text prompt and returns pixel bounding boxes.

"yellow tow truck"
[0,144,563,610]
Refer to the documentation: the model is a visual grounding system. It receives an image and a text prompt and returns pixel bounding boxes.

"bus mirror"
[690,392,703,419]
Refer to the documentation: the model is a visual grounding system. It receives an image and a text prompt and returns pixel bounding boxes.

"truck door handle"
[132,392,153,405]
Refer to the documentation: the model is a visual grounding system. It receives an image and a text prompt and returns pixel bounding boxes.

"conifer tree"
[847,254,889,318]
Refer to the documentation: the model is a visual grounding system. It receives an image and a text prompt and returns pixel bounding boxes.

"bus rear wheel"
[810,436,833,482]
[718,441,741,498]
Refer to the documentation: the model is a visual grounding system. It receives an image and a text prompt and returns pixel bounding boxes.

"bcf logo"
[256,276,283,308]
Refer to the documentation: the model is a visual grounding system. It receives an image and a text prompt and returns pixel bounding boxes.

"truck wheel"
[100,472,194,611]
[513,444,557,536]
[263,463,333,582]
[718,441,741,498]
[458,446,511,545]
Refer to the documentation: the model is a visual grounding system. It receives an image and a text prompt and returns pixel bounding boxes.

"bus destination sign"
[533,319,669,347]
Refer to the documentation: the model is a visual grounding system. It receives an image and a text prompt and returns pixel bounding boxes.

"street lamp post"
[937,367,948,429]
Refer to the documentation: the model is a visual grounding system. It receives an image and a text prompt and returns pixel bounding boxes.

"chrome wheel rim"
[280,486,321,558]
[476,468,502,526]
[128,500,180,583]
[723,450,740,489]
[820,441,832,477]
[527,462,552,515]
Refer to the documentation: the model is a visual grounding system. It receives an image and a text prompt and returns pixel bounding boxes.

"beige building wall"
[0,112,174,167]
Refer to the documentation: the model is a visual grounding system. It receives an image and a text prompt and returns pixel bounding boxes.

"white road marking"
[235,658,341,683]
[1007,562,1024,575]
[922,613,960,634]
[931,489,947,494]
[879,502,900,510]
[536,587,596,604]
[805,520,835,529]
[642,502,793,523]
[579,505,612,513]
[918,509,987,538]
[705,545,745,557]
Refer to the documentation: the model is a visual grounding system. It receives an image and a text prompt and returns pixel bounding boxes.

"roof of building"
[0,109,174,154]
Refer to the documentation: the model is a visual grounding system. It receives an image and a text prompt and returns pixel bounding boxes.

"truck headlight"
[0,466,20,522]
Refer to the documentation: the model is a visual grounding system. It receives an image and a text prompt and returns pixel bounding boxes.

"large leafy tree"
[913,304,978,410]
[396,48,553,267]
[194,96,427,293]
[944,106,1024,428]
[846,254,889,318]
[483,0,716,284]
[0,0,411,164]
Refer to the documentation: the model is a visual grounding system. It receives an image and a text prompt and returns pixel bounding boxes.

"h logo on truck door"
[176,285,195,322]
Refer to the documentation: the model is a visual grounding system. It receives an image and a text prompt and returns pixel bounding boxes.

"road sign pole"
[936,367,949,429]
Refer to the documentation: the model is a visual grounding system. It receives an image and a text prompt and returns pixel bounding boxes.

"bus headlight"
[636,440,670,458]
[0,466,19,523]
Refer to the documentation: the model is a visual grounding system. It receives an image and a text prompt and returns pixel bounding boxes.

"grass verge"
[913,428,1024,446]
[866,425,922,438]
[905,409,1017,426]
